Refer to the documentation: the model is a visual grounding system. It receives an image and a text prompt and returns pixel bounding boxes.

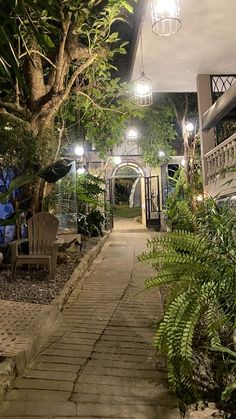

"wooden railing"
[205,132,236,185]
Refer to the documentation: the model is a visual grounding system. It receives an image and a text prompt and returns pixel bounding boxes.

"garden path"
[113,217,146,231]
[0,231,180,419]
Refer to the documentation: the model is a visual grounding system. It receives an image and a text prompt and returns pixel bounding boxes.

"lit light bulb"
[77,167,86,175]
[158,150,165,158]
[74,145,84,156]
[113,156,121,165]
[135,82,151,96]
[126,127,139,140]
[196,194,203,202]
[134,72,153,106]
[185,122,194,133]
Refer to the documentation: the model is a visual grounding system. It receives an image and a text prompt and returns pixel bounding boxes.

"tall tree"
[0,0,136,210]
[167,93,198,182]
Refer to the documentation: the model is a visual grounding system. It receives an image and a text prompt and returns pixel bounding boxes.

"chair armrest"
[9,239,29,246]
[10,239,29,258]
[55,238,64,245]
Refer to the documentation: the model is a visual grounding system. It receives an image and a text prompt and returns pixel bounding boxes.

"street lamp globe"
[185,122,194,133]
[113,156,122,165]
[158,150,165,158]
[74,145,84,157]
[77,167,86,175]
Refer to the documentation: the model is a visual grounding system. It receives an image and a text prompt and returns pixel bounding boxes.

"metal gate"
[104,178,114,230]
[145,176,160,229]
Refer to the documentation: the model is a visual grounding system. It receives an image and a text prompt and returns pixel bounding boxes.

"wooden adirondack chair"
[11,212,59,280]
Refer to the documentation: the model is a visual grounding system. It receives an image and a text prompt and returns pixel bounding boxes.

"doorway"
[111,163,146,230]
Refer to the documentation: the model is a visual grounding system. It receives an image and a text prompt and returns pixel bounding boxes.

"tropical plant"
[166,163,203,230]
[76,173,104,210]
[77,209,104,237]
[86,209,104,237]
[0,159,73,243]
[207,343,236,417]
[139,199,236,399]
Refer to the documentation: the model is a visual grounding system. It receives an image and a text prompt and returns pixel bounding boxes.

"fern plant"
[139,199,236,399]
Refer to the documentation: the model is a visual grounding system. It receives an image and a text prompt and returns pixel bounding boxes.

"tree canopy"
[0,0,138,167]
[138,105,177,167]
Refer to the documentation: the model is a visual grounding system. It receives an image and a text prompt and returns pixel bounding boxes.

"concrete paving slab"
[0,231,180,418]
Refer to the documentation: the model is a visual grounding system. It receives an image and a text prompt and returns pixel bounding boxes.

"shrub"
[139,199,236,399]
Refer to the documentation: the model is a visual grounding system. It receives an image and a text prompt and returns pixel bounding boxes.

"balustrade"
[204,132,236,185]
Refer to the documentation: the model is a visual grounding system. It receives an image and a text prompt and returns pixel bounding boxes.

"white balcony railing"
[204,132,236,185]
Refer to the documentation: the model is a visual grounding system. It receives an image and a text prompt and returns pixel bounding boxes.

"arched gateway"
[105,158,161,230]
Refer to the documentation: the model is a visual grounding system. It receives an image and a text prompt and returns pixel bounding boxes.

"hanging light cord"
[139,21,144,74]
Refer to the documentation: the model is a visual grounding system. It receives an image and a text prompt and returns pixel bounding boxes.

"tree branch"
[0,100,30,116]
[76,90,124,114]
[54,16,71,92]
[0,107,31,128]
[20,50,57,69]
[63,54,98,99]
[167,96,182,129]
[183,93,189,121]
[26,41,47,110]
[54,118,65,160]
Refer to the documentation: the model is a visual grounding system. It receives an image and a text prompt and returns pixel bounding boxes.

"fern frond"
[206,302,224,347]
[145,271,195,291]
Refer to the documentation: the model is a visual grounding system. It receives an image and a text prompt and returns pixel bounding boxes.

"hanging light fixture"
[126,127,139,140]
[151,0,181,37]
[134,26,153,106]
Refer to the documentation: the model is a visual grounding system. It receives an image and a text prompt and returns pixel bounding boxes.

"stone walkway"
[0,231,180,419]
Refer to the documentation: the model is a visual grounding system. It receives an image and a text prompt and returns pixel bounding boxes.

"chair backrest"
[27,212,59,255]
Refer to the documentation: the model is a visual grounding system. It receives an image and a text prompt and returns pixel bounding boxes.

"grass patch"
[113,205,142,218]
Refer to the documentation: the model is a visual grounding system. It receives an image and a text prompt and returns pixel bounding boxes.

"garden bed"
[0,236,100,305]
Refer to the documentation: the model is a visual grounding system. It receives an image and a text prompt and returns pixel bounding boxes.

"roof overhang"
[131,0,236,92]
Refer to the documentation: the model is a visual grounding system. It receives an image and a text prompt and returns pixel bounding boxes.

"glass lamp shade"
[151,0,181,37]
[134,72,153,106]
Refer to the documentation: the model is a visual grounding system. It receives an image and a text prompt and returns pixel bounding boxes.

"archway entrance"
[111,162,146,230]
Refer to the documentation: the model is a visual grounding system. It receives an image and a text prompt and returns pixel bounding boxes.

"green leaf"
[0,173,36,203]
[222,382,236,401]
